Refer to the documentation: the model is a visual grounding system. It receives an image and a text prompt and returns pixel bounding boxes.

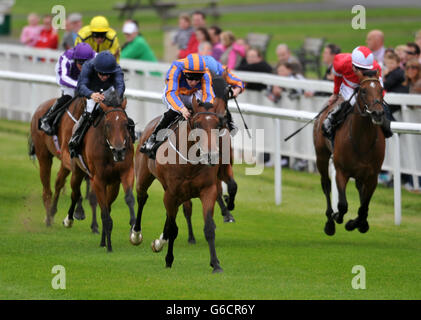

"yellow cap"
[90,16,110,33]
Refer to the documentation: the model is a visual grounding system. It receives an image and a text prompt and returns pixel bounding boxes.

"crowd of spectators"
[18,11,421,187]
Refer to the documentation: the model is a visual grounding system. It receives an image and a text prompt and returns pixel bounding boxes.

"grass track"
[1,119,421,300]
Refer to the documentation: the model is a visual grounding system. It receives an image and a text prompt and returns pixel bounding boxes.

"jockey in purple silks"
[39,42,95,135]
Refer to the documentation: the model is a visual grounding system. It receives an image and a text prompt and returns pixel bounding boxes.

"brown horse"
[313,72,386,236]
[63,95,135,252]
[182,123,237,244]
[131,89,229,272]
[29,97,99,232]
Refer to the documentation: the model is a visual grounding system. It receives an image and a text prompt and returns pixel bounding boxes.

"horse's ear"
[121,98,127,110]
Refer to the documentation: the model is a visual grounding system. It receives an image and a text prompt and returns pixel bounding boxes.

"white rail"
[1,69,421,226]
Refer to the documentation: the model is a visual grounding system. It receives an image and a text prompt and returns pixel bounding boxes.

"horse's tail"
[27,134,36,161]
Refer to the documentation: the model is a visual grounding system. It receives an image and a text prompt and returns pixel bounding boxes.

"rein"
[354,78,383,117]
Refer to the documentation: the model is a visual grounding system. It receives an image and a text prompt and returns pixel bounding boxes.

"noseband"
[356,78,383,117]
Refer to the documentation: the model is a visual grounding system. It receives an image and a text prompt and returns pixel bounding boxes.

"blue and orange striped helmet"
[183,54,206,73]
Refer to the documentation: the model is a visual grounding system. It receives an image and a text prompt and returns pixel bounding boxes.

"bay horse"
[313,72,386,236]
[131,81,230,273]
[29,97,99,232]
[63,92,135,252]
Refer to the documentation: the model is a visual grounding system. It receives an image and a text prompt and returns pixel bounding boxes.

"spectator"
[267,62,312,103]
[366,29,386,65]
[172,13,194,53]
[61,13,83,50]
[415,30,421,63]
[208,25,224,61]
[403,58,421,95]
[404,42,421,67]
[322,43,341,81]
[275,43,302,74]
[34,15,59,50]
[395,44,408,69]
[121,20,157,62]
[195,27,211,50]
[20,13,42,47]
[75,16,121,62]
[236,47,272,91]
[178,10,207,58]
[383,52,406,116]
[219,31,245,70]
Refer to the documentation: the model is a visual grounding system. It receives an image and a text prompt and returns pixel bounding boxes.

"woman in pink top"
[219,31,245,70]
[20,13,42,47]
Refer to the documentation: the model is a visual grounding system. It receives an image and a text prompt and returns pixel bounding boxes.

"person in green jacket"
[121,20,157,62]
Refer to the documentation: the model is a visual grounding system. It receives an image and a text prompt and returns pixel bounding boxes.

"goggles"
[92,32,106,39]
[75,59,87,65]
[184,72,203,81]
[98,71,112,77]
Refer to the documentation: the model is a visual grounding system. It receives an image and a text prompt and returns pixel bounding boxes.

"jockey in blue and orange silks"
[140,53,219,158]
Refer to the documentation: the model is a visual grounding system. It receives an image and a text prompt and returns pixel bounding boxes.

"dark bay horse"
[29,97,99,232]
[132,90,229,273]
[63,95,135,252]
[313,72,386,236]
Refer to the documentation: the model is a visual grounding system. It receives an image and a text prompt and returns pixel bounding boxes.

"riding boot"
[39,95,72,135]
[140,109,179,159]
[68,111,93,158]
[322,101,350,139]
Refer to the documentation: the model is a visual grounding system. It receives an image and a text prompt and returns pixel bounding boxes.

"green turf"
[1,118,421,300]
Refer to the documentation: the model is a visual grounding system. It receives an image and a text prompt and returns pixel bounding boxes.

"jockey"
[68,51,127,158]
[322,45,393,139]
[74,16,121,62]
[140,53,215,159]
[201,54,244,133]
[39,43,95,135]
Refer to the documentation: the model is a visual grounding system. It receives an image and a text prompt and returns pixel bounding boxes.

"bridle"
[355,78,383,117]
[102,107,129,152]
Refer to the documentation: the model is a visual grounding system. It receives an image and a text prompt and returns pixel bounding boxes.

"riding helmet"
[93,51,119,74]
[351,46,374,69]
[72,43,95,60]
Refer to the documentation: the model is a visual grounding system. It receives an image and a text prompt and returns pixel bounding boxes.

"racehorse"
[131,78,230,272]
[29,97,99,232]
[63,91,135,252]
[313,72,386,236]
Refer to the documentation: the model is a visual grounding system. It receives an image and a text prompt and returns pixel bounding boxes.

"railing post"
[274,118,282,205]
[393,133,402,226]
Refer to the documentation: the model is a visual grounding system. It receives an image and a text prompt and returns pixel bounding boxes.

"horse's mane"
[102,86,123,107]
[212,76,228,100]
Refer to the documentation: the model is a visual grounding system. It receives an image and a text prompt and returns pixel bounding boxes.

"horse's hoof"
[212,266,224,273]
[332,212,343,224]
[130,229,143,246]
[62,215,73,228]
[223,213,235,223]
[45,216,53,227]
[91,226,99,234]
[324,221,335,236]
[358,221,369,233]
[345,219,357,231]
[74,209,85,221]
[188,237,196,244]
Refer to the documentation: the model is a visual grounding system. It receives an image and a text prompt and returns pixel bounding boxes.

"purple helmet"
[73,43,95,60]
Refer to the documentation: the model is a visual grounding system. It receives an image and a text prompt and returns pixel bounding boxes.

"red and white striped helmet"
[351,46,374,69]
